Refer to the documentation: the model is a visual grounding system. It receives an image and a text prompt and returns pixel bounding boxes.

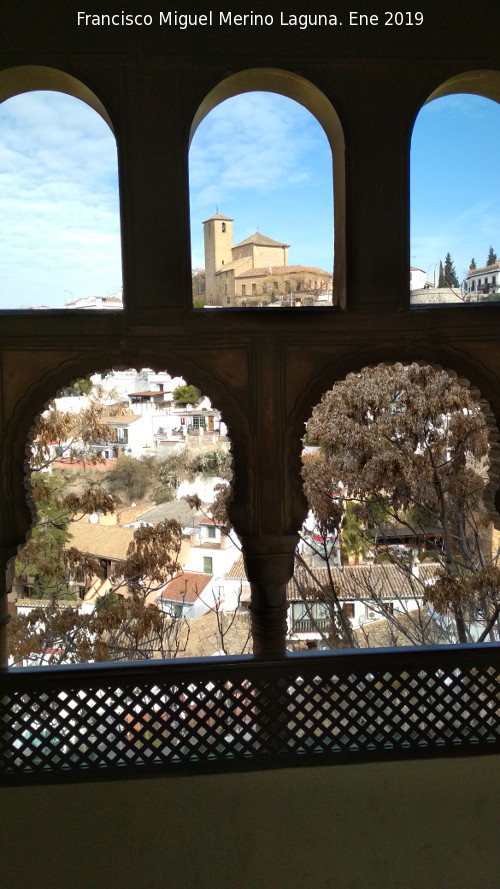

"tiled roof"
[66,518,136,560]
[233,232,290,248]
[117,504,155,524]
[354,607,448,647]
[104,411,141,425]
[467,262,500,274]
[225,554,246,579]
[235,264,331,279]
[202,212,233,223]
[137,501,205,526]
[287,563,439,601]
[160,571,213,603]
[66,515,190,565]
[129,390,166,397]
[224,556,439,600]
[182,610,252,656]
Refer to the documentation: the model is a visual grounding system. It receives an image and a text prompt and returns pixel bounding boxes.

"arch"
[425,69,500,106]
[0,68,121,310]
[4,349,253,552]
[410,70,500,305]
[0,65,114,131]
[285,350,500,539]
[189,68,345,309]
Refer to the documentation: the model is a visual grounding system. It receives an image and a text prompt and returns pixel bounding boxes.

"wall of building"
[1,756,498,889]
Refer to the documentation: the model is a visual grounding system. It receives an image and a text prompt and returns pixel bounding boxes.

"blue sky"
[188,92,333,272]
[0,89,499,308]
[411,94,500,282]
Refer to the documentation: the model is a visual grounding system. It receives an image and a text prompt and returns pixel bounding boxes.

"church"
[203,212,333,306]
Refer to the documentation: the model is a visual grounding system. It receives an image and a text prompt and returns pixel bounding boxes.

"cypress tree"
[469,258,476,270]
[438,260,446,287]
[443,252,459,287]
[486,246,497,266]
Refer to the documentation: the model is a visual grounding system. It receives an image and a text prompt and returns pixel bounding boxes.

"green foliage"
[60,378,93,397]
[158,451,194,490]
[469,258,477,270]
[340,503,365,560]
[153,483,176,503]
[438,260,445,287]
[189,449,232,479]
[16,475,73,598]
[439,252,459,288]
[486,246,497,266]
[106,455,159,503]
[172,384,200,405]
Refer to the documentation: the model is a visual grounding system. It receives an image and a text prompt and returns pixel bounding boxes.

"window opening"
[189,91,334,308]
[0,90,122,310]
[411,94,500,306]
[8,367,250,666]
[296,362,498,650]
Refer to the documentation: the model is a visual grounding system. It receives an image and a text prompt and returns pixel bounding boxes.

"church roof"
[235,264,332,280]
[202,212,233,223]
[233,232,290,249]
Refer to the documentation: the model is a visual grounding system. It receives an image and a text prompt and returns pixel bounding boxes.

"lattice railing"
[1,643,498,783]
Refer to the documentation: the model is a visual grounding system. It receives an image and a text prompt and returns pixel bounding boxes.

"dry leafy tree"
[10,519,186,664]
[301,363,500,645]
[10,388,187,665]
[29,389,129,472]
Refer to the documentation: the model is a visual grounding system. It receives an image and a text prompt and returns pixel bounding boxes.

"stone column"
[242,535,298,656]
[0,549,16,669]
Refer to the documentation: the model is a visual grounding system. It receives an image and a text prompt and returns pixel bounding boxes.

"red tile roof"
[468,262,500,273]
[235,264,331,279]
[160,571,213,603]
[233,232,289,248]
[203,212,233,223]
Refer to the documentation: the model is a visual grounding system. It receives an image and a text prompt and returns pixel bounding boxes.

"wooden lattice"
[1,644,498,783]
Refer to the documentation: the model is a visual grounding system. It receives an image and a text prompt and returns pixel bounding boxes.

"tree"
[9,519,186,664]
[106,454,159,503]
[30,390,128,472]
[439,253,459,288]
[469,258,477,270]
[437,260,445,287]
[15,473,116,602]
[60,378,94,397]
[190,449,232,479]
[192,268,206,307]
[172,384,200,405]
[302,363,499,645]
[10,392,188,664]
[487,246,497,266]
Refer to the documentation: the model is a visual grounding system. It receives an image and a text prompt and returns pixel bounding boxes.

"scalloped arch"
[284,350,500,536]
[5,349,253,547]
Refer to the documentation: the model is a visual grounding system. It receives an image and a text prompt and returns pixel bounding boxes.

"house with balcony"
[464,261,500,299]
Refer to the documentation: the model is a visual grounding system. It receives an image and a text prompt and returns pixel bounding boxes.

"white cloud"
[0,92,121,308]
[189,91,333,270]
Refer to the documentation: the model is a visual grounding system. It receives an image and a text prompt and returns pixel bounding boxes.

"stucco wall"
[1,756,498,889]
